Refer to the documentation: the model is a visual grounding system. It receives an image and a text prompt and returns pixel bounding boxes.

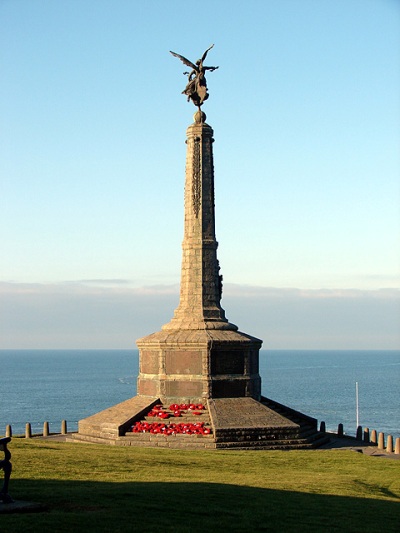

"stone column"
[163,112,236,331]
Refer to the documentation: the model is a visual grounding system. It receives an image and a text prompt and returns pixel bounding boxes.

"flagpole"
[355,381,359,429]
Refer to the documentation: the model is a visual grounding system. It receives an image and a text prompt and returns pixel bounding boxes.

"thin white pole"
[355,381,359,428]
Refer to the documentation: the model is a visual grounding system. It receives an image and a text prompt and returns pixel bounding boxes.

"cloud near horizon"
[0,281,399,350]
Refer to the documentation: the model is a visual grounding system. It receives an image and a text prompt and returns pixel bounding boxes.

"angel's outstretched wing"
[170,51,197,70]
[201,44,214,63]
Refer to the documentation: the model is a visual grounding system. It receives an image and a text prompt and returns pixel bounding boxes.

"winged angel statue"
[170,45,219,108]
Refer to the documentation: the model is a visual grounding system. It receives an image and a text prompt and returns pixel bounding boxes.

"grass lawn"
[1,439,399,532]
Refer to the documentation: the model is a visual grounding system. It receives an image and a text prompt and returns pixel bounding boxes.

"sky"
[1,0,399,349]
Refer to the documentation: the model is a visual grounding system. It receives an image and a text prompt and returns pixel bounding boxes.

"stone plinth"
[74,396,328,450]
[137,329,261,404]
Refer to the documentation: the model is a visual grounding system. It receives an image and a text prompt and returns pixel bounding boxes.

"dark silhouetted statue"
[170,45,219,108]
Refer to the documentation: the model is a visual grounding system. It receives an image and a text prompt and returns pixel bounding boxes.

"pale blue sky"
[1,0,399,348]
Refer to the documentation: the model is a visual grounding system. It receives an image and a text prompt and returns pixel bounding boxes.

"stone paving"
[209,398,298,429]
[319,434,400,459]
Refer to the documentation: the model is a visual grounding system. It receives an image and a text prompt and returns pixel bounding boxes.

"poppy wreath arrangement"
[148,403,206,418]
[130,403,212,436]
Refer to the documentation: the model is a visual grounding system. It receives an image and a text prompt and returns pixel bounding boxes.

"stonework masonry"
[164,119,231,330]
[136,114,262,403]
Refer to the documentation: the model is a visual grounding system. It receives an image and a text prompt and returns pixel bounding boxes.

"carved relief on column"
[192,137,201,218]
[210,138,215,219]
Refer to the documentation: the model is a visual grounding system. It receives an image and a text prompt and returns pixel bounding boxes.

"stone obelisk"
[137,46,262,402]
[162,113,234,332]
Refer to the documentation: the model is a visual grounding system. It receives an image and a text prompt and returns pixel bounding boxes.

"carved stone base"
[136,328,262,404]
[75,396,329,450]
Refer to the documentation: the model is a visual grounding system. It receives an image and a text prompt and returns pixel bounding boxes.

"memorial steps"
[72,397,330,450]
[210,397,330,450]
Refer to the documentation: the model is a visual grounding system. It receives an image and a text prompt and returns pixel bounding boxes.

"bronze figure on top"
[170,45,219,109]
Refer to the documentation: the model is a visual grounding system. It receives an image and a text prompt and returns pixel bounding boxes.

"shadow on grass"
[2,479,400,532]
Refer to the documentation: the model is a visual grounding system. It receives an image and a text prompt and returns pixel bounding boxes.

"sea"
[0,349,399,440]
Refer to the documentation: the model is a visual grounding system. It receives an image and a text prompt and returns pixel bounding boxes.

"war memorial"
[76,47,328,450]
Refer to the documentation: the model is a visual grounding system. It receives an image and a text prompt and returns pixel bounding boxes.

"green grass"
[1,439,399,532]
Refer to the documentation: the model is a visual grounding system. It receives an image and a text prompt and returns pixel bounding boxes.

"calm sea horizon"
[0,349,399,440]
